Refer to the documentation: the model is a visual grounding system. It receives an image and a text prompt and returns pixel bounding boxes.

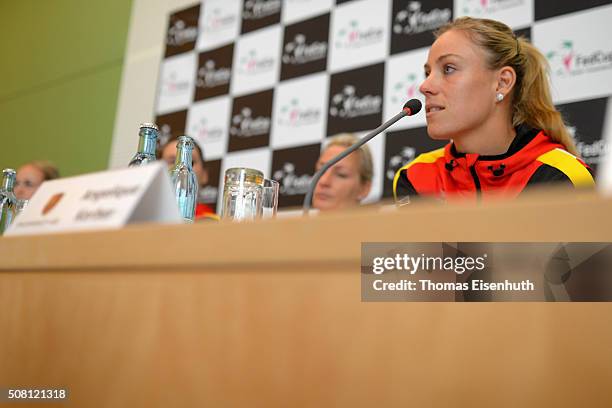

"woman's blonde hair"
[325,133,373,184]
[435,17,578,155]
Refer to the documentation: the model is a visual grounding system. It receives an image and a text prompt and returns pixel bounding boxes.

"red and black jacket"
[195,203,219,221]
[393,126,594,202]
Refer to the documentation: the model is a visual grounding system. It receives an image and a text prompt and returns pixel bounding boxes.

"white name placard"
[5,163,181,236]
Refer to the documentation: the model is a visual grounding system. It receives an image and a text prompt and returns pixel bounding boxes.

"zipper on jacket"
[470,166,482,196]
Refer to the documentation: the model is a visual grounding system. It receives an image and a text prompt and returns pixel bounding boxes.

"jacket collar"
[448,124,540,161]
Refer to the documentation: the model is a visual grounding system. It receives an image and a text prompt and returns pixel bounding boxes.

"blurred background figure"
[158,136,218,220]
[313,134,373,212]
[14,161,60,201]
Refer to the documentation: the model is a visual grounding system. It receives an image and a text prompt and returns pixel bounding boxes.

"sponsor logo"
[461,0,524,15]
[278,98,321,127]
[393,1,451,35]
[567,125,608,165]
[243,0,282,20]
[196,60,231,88]
[329,85,382,118]
[546,40,612,77]
[386,147,416,180]
[282,34,327,65]
[272,162,311,195]
[167,19,198,46]
[230,107,271,138]
[163,72,191,95]
[203,7,237,33]
[238,49,275,75]
[42,193,64,215]
[576,139,608,164]
[390,73,420,105]
[335,20,383,49]
[191,117,224,142]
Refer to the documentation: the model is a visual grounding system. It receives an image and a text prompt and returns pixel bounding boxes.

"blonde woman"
[313,134,373,211]
[394,17,594,202]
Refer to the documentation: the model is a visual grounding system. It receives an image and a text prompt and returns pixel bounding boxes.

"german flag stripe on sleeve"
[393,148,445,201]
[536,148,595,187]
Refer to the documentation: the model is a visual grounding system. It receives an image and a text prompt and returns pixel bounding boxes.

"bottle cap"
[139,123,159,131]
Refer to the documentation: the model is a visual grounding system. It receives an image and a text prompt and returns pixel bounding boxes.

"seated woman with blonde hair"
[393,17,594,203]
[312,133,373,211]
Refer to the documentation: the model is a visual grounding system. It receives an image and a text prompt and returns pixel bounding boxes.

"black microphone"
[303,99,422,213]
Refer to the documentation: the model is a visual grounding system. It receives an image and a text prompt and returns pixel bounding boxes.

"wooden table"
[1,191,611,407]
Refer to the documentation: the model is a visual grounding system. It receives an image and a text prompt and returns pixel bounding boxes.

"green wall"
[0,0,133,177]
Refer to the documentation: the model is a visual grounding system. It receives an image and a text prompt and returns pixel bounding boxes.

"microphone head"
[403,99,422,116]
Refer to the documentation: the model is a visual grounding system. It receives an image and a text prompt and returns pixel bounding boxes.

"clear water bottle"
[169,135,198,223]
[0,168,17,234]
[128,123,159,167]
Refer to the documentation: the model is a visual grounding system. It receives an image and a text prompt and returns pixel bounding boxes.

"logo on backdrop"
[390,72,421,105]
[556,97,609,174]
[282,34,327,65]
[281,13,330,81]
[167,20,198,47]
[459,0,525,16]
[546,40,612,78]
[327,63,384,135]
[238,49,275,75]
[273,163,312,195]
[241,0,282,34]
[271,144,320,207]
[334,20,384,49]
[393,1,452,35]
[197,60,231,88]
[165,4,200,57]
[203,6,238,34]
[230,108,271,138]
[228,90,274,151]
[277,98,321,127]
[191,117,225,143]
[390,0,452,54]
[383,127,447,197]
[195,44,233,101]
[329,85,382,119]
[386,147,417,181]
[163,72,191,95]
[243,0,282,20]
[155,110,188,147]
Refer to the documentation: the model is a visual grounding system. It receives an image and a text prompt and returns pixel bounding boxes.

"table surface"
[1,190,611,407]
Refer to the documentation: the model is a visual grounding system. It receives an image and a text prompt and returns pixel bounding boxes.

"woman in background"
[393,17,594,203]
[313,134,373,211]
[15,161,60,201]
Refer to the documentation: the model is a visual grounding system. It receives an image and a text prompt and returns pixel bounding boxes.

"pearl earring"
[496,93,504,102]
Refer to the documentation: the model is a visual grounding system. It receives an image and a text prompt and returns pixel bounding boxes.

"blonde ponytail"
[435,17,579,156]
[514,39,578,155]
